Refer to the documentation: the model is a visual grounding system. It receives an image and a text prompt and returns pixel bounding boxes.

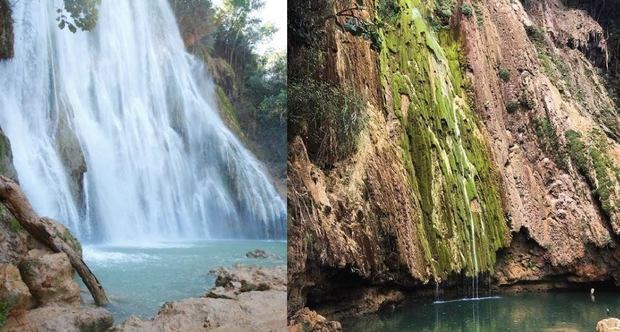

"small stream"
[80,240,286,322]
[342,291,620,331]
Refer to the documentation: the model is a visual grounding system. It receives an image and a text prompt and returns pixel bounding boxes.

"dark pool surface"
[342,291,620,331]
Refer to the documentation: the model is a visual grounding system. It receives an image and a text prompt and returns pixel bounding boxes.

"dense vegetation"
[288,0,368,168]
[0,0,12,59]
[171,0,287,179]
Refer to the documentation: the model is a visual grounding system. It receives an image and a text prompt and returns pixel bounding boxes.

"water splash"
[0,0,285,243]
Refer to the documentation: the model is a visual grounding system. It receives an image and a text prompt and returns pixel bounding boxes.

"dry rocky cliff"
[288,0,620,324]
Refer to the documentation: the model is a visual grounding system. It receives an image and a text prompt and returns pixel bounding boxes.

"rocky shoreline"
[113,264,286,332]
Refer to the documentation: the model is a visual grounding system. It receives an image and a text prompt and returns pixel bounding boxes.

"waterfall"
[0,0,286,243]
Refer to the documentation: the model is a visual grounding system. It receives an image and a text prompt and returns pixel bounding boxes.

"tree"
[57,0,101,32]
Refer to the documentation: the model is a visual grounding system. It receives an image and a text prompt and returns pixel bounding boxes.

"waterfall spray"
[0,0,285,243]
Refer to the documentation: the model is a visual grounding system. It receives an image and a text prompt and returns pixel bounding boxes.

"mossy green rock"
[377,0,509,278]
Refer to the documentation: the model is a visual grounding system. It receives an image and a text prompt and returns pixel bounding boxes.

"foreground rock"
[19,250,80,306]
[2,305,112,332]
[288,308,342,332]
[0,193,112,331]
[597,318,620,332]
[245,249,277,259]
[114,265,286,331]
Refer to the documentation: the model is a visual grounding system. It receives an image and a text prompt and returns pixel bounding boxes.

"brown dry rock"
[597,318,620,332]
[18,250,80,306]
[0,264,32,312]
[245,249,276,259]
[288,307,342,332]
[1,305,113,332]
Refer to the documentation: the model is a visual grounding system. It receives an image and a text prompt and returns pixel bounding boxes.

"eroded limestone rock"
[18,250,80,306]
[0,264,32,313]
[1,305,113,332]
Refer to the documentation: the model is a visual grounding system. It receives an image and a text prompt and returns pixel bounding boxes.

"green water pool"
[342,291,620,331]
[81,240,286,322]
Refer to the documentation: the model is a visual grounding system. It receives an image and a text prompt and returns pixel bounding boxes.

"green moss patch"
[376,0,508,279]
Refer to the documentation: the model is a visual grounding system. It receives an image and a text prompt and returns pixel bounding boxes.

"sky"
[211,0,286,54]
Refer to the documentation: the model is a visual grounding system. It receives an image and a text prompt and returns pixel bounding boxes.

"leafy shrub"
[565,130,589,174]
[534,118,567,170]
[499,68,510,82]
[473,4,484,26]
[589,129,619,215]
[435,0,454,25]
[0,302,9,328]
[506,100,519,113]
[342,18,382,51]
[525,25,545,43]
[289,78,367,167]
[461,4,473,18]
[519,95,535,110]
[57,0,101,32]
[8,218,20,233]
[566,129,619,216]
[289,0,331,47]
[378,0,400,24]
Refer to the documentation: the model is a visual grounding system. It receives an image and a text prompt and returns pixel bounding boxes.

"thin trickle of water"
[0,0,285,243]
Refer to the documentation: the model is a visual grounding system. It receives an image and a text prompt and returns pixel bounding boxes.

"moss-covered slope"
[377,1,508,278]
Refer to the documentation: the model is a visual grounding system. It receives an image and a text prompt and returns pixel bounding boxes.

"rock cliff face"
[288,0,620,320]
[0,128,111,331]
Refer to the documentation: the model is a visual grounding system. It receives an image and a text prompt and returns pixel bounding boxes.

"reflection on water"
[342,291,620,331]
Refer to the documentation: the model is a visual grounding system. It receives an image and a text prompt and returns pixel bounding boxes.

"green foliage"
[589,129,620,215]
[378,4,507,278]
[8,218,20,233]
[506,100,519,113]
[499,68,510,82]
[170,0,217,51]
[216,86,242,135]
[378,0,401,25]
[288,0,331,47]
[57,0,101,32]
[172,0,286,177]
[0,302,8,328]
[534,118,567,170]
[473,3,484,26]
[566,128,619,217]
[214,0,275,78]
[0,0,13,59]
[519,94,534,110]
[525,24,545,43]
[342,17,382,51]
[435,0,454,25]
[565,130,588,174]
[289,78,366,167]
[461,4,473,18]
[241,51,287,176]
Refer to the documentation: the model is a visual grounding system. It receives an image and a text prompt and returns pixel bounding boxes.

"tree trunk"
[0,175,109,306]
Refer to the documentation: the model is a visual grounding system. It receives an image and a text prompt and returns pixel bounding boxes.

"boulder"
[211,264,286,294]
[245,249,276,259]
[18,250,80,306]
[288,308,342,332]
[1,305,113,332]
[0,264,32,312]
[597,318,620,332]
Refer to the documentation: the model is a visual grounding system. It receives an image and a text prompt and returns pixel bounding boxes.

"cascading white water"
[0,0,285,243]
